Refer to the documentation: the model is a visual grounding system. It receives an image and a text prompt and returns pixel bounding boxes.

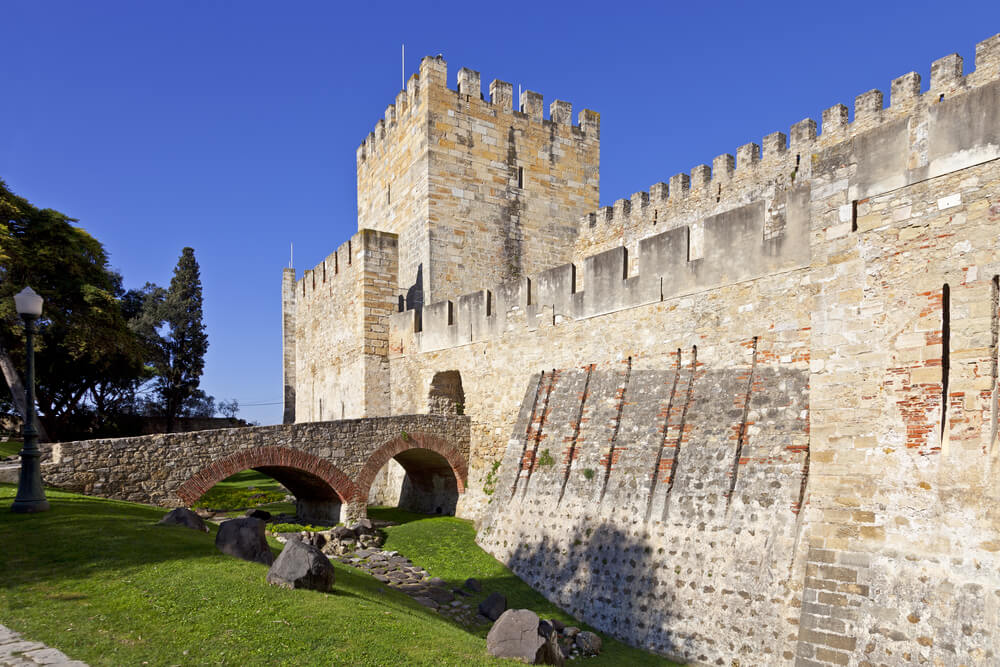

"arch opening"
[177,446,359,525]
[368,448,460,516]
[428,370,465,415]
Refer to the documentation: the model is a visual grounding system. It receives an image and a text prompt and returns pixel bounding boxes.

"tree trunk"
[0,341,49,443]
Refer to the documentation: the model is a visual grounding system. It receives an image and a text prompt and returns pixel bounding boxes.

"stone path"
[332,547,486,626]
[0,625,87,666]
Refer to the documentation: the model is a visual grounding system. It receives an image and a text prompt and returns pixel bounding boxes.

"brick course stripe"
[176,446,360,505]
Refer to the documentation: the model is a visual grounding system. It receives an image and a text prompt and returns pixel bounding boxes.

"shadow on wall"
[428,370,465,415]
[502,520,696,662]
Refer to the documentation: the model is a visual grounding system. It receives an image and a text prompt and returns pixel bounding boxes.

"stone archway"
[176,446,359,523]
[357,433,467,516]
[428,370,465,415]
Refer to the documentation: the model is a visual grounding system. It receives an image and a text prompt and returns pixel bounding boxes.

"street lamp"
[11,287,49,513]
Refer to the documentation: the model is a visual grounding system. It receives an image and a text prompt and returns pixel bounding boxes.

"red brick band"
[176,445,360,505]
[355,432,468,500]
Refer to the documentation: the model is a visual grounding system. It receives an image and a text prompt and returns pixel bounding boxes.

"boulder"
[244,508,272,521]
[158,508,208,532]
[486,609,543,663]
[574,631,602,656]
[463,577,482,592]
[215,517,275,565]
[478,591,507,621]
[548,618,565,632]
[266,538,335,592]
[563,626,580,638]
[536,629,566,666]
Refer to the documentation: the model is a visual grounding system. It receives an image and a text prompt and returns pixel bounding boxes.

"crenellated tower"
[356,56,600,308]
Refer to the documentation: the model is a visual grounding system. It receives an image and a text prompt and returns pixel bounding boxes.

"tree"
[150,248,209,432]
[218,398,239,420]
[0,179,147,440]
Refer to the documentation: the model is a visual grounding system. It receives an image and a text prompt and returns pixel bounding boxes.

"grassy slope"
[0,485,521,666]
[0,486,676,666]
[0,441,21,458]
[372,507,678,666]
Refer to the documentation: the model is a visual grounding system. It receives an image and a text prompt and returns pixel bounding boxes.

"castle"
[281,36,1000,666]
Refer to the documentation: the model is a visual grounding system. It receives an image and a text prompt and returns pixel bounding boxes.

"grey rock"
[478,591,507,621]
[463,577,482,592]
[425,586,455,604]
[427,576,446,587]
[350,518,375,535]
[563,626,580,638]
[536,629,566,666]
[548,618,565,632]
[486,609,544,662]
[266,537,335,592]
[413,596,438,609]
[215,517,275,565]
[244,508,272,521]
[331,525,356,540]
[158,508,208,532]
[574,631,602,656]
[300,531,327,550]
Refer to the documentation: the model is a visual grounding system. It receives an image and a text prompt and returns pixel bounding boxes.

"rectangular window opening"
[622,248,629,280]
[526,277,532,306]
[517,166,524,189]
[486,290,493,317]
[570,264,577,294]
[851,199,859,232]
[447,301,454,326]
[347,240,352,265]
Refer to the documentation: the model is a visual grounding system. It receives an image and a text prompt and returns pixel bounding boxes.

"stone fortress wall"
[285,34,1000,665]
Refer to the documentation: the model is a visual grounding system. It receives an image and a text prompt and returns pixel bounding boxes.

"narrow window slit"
[517,166,524,189]
[941,283,951,441]
[851,200,859,232]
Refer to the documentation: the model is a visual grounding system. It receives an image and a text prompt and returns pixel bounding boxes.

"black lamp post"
[11,286,49,513]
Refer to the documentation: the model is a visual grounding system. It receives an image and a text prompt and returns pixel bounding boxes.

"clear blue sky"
[3,1,998,425]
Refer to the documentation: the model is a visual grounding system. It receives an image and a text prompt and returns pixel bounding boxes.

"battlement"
[389,186,809,354]
[576,33,1000,253]
[356,55,600,166]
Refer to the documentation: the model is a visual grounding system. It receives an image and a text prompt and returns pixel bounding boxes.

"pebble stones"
[333,544,480,626]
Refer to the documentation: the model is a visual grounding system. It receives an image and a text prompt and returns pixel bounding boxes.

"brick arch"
[356,432,468,501]
[175,446,360,506]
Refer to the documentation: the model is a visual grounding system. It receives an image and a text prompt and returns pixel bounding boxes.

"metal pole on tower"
[402,44,405,90]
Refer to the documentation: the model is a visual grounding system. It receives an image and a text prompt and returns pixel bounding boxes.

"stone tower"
[355,55,601,309]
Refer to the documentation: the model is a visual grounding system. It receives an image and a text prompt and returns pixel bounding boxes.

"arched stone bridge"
[41,415,469,523]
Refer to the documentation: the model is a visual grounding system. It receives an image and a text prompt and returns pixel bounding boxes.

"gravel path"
[0,625,87,667]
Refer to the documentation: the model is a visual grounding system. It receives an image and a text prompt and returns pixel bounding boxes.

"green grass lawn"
[0,440,22,458]
[191,469,295,515]
[0,485,677,666]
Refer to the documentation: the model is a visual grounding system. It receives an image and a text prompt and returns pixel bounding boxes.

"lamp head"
[14,287,43,318]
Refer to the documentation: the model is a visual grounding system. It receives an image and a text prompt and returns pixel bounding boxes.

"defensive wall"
[284,34,1000,665]
[37,416,469,523]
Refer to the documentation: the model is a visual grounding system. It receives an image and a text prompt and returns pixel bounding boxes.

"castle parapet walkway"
[39,415,469,523]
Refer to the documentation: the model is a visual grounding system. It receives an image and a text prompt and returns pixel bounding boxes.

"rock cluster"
[322,519,386,555]
[487,609,602,664]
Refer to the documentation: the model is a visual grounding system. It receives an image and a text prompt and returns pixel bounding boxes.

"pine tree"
[155,247,209,432]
